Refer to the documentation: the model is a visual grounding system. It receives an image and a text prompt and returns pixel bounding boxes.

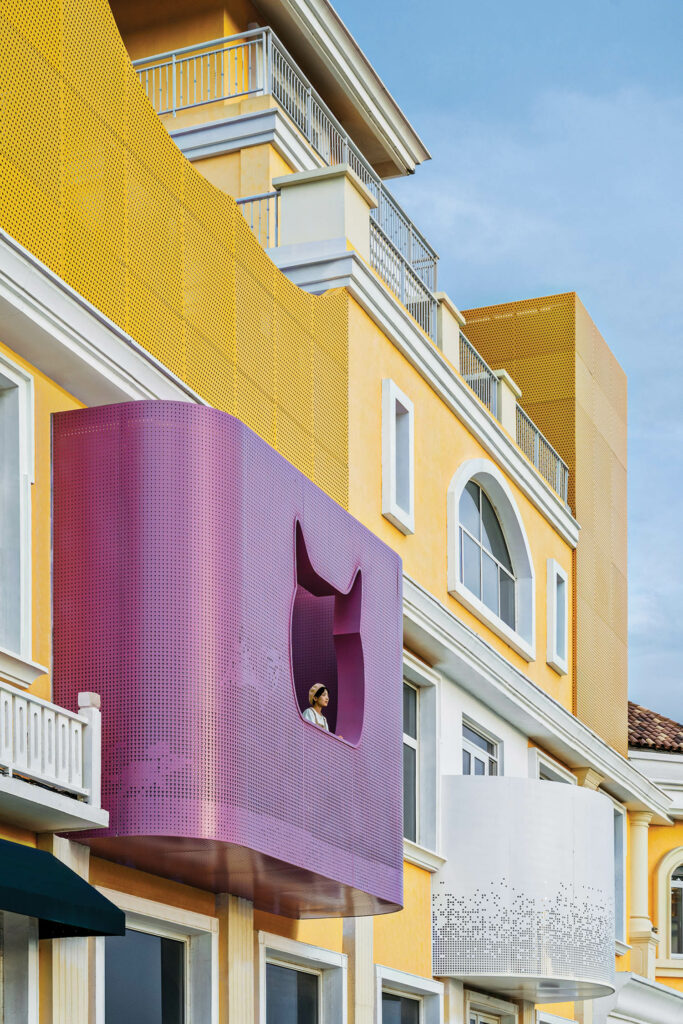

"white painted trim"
[610,800,628,948]
[528,746,577,784]
[628,750,683,819]
[376,964,443,1024]
[382,378,415,534]
[0,772,108,831]
[95,889,218,1024]
[171,107,324,172]
[0,646,47,689]
[402,574,672,822]
[257,931,347,1024]
[270,241,579,546]
[653,845,683,964]
[465,989,518,1024]
[0,230,202,409]
[546,559,569,675]
[592,970,683,1024]
[403,838,446,873]
[536,1013,577,1024]
[447,459,536,662]
[615,939,632,957]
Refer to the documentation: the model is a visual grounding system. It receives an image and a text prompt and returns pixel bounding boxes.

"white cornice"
[171,108,323,173]
[402,574,671,823]
[271,240,580,547]
[0,230,202,408]
[593,971,683,1024]
[253,0,430,175]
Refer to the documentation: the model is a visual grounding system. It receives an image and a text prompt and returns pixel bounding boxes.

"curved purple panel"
[52,402,403,917]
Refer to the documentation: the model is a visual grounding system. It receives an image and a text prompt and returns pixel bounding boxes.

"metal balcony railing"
[236,191,279,249]
[370,220,438,340]
[516,405,569,502]
[459,331,498,417]
[133,28,438,292]
[0,681,102,806]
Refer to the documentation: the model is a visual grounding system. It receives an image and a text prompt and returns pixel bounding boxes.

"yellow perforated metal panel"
[0,0,348,508]
[462,294,628,754]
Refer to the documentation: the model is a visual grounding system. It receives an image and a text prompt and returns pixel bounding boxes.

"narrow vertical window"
[266,962,319,1024]
[382,379,415,535]
[614,806,627,947]
[105,930,185,1024]
[402,682,418,842]
[672,865,683,956]
[547,559,569,675]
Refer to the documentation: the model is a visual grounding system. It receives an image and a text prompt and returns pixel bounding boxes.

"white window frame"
[528,747,577,785]
[546,559,569,675]
[536,1013,578,1024]
[402,652,445,873]
[0,354,45,689]
[403,679,419,845]
[465,989,517,1024]
[461,718,501,778]
[95,888,219,1024]
[610,800,628,953]
[382,378,415,535]
[258,931,347,1024]
[376,965,443,1024]
[447,459,535,662]
[654,845,683,970]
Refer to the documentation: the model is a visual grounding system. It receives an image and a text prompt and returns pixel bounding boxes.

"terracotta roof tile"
[628,701,683,753]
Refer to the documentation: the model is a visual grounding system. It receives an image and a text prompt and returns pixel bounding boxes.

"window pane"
[499,569,515,629]
[474,757,486,776]
[481,490,512,571]
[482,551,499,617]
[395,402,411,514]
[672,885,683,956]
[488,758,497,776]
[462,531,481,598]
[462,749,471,775]
[460,481,481,540]
[266,963,318,1024]
[403,683,417,740]
[463,724,494,755]
[382,992,421,1024]
[105,931,185,1024]
[556,575,567,660]
[403,743,417,842]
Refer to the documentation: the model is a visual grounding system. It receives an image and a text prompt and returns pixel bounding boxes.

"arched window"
[672,864,683,955]
[459,480,515,630]
[447,459,535,661]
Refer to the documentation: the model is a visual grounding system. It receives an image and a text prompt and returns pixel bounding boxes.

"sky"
[335,0,683,721]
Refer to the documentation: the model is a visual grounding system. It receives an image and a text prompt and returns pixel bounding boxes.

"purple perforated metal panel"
[52,402,403,917]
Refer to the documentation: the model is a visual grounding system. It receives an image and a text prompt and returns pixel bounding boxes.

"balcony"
[52,402,404,919]
[0,683,107,831]
[434,776,615,1002]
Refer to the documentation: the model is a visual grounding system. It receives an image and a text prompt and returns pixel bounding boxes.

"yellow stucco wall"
[648,821,683,991]
[374,862,432,977]
[253,909,344,954]
[347,300,574,705]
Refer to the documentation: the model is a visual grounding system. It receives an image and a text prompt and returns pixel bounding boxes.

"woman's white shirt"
[303,707,329,731]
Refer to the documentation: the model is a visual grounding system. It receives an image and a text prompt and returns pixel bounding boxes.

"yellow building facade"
[0,0,680,1023]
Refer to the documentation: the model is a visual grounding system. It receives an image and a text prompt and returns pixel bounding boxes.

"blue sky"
[336,0,683,721]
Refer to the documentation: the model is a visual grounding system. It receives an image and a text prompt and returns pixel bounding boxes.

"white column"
[492,369,522,438]
[434,292,466,370]
[216,894,254,1023]
[629,811,659,978]
[442,979,464,1024]
[342,917,374,1024]
[78,692,102,810]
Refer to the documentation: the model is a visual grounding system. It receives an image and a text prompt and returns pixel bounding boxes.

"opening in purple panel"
[291,523,365,745]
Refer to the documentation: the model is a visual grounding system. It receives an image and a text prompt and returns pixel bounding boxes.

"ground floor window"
[105,930,185,1024]
[382,989,421,1023]
[266,961,320,1024]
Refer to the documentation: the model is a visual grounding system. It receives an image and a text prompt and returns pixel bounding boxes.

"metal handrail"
[459,331,498,417]
[236,191,279,248]
[369,220,438,341]
[133,28,438,291]
[516,405,569,502]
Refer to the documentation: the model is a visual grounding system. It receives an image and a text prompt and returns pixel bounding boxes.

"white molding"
[403,651,440,689]
[653,845,683,962]
[402,574,672,822]
[171,107,323,172]
[465,988,518,1024]
[403,838,446,873]
[96,889,218,936]
[628,750,683,819]
[615,940,632,957]
[270,241,579,547]
[528,746,577,784]
[376,964,443,1024]
[0,230,202,409]
[593,971,683,1024]
[258,931,347,1024]
[381,378,415,534]
[537,1013,577,1024]
[546,558,569,675]
[0,645,47,689]
[447,458,536,662]
[0,772,108,831]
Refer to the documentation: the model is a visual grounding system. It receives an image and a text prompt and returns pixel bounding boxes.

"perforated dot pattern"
[52,402,402,916]
[0,0,349,508]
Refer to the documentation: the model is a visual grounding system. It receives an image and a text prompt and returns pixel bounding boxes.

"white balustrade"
[0,681,101,804]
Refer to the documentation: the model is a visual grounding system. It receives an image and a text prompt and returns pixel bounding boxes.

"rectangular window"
[613,805,627,946]
[403,682,418,843]
[266,961,319,1024]
[382,990,421,1023]
[529,747,577,785]
[462,722,498,777]
[105,930,185,1024]
[547,559,569,675]
[382,379,415,535]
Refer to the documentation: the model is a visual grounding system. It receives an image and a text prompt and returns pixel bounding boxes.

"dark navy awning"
[0,838,125,938]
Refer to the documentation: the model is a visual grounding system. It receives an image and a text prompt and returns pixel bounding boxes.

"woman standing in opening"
[303,684,330,731]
